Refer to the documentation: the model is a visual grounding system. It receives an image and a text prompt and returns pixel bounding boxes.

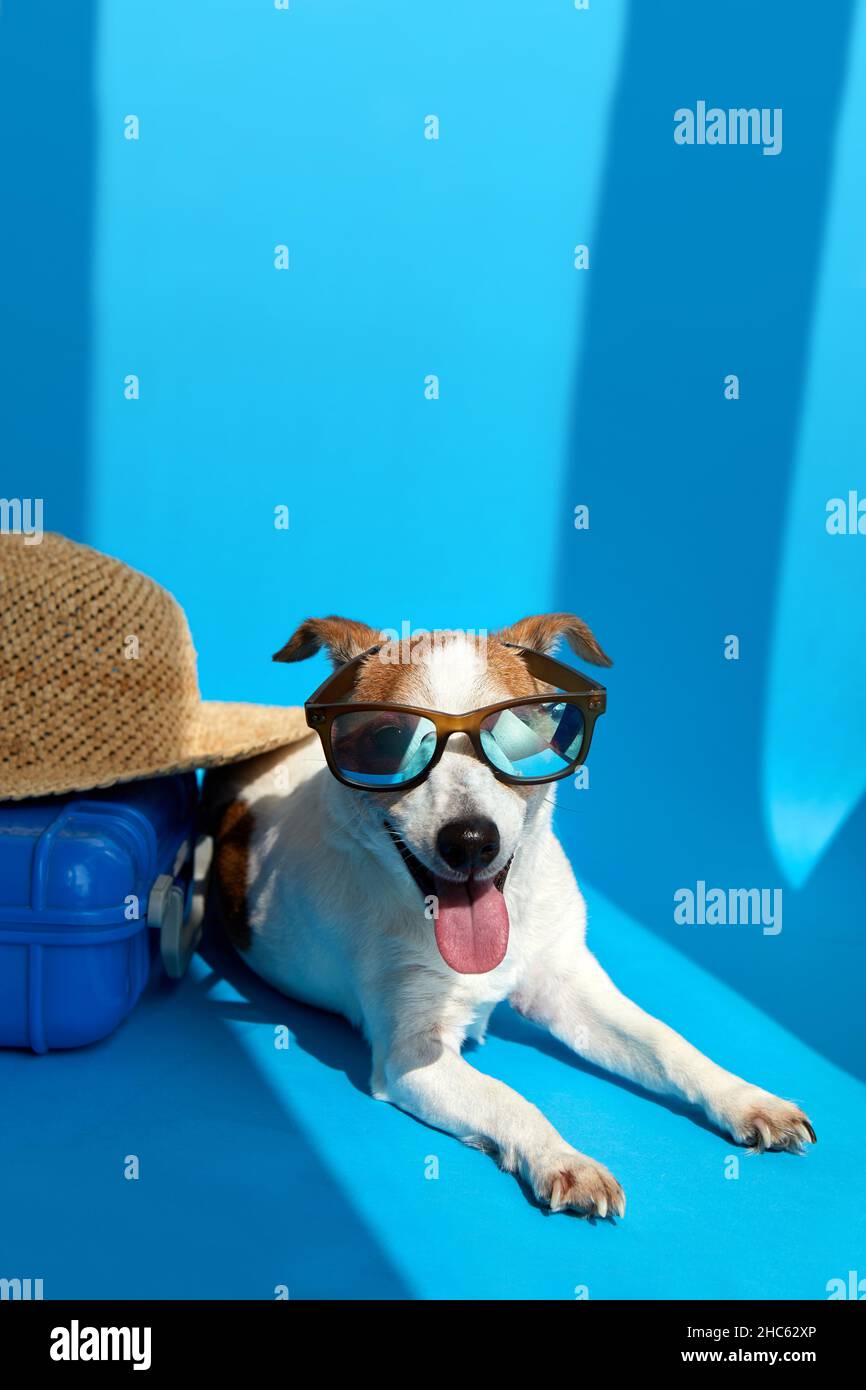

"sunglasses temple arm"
[500,644,606,694]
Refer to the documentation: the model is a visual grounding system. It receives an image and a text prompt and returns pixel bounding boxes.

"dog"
[204,613,815,1218]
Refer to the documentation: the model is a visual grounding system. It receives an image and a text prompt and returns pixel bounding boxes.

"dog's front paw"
[716,1085,817,1154]
[527,1149,626,1219]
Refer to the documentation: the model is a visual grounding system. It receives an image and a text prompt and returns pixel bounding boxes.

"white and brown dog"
[205,614,815,1219]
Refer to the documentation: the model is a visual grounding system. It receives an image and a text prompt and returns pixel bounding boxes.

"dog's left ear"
[273,616,384,667]
[497,612,612,667]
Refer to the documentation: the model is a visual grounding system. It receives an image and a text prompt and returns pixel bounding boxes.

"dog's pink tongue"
[433,875,509,974]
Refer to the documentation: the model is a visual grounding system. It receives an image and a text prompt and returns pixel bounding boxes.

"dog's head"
[275,615,611,974]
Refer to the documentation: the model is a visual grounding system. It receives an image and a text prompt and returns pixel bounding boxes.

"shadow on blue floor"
[555,0,865,1080]
[0,919,411,1299]
[199,927,374,1099]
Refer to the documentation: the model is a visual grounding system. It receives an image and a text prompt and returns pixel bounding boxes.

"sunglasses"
[303,643,607,791]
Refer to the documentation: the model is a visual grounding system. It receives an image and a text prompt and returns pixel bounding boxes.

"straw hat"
[0,532,311,800]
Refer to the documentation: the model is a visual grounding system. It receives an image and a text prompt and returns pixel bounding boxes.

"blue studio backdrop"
[1,0,865,1299]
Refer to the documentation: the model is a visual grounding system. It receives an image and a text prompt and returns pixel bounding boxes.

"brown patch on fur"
[350,634,430,702]
[484,640,544,698]
[497,612,612,667]
[213,800,255,951]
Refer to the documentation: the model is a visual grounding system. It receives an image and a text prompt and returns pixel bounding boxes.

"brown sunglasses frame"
[303,643,607,792]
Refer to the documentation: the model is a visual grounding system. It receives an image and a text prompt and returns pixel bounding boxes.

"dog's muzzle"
[384,820,512,974]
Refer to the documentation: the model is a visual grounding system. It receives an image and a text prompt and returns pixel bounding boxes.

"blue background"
[1,0,865,1299]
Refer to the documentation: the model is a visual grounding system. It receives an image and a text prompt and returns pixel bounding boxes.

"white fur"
[210,636,814,1217]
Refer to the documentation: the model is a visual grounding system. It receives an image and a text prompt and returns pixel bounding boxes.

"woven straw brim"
[2,700,313,801]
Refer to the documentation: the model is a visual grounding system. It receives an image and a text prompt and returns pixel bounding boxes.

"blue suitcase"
[0,773,201,1053]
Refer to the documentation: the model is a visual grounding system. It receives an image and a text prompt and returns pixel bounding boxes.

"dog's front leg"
[512,942,816,1153]
[375,1033,625,1217]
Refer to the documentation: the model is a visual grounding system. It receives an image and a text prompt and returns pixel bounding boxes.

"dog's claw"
[722,1088,816,1155]
[541,1154,625,1221]
[752,1119,774,1153]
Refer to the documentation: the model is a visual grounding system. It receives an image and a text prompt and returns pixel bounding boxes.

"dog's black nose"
[437,817,500,873]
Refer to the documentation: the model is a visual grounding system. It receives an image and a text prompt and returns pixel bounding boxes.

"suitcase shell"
[0,773,198,1052]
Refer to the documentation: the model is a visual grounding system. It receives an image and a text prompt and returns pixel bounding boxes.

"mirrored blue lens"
[480,701,584,778]
[331,711,437,786]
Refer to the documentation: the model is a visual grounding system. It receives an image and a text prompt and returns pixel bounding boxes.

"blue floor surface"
[1,837,863,1301]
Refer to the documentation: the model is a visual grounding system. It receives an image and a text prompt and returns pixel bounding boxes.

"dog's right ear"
[273,617,384,667]
[497,612,612,667]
